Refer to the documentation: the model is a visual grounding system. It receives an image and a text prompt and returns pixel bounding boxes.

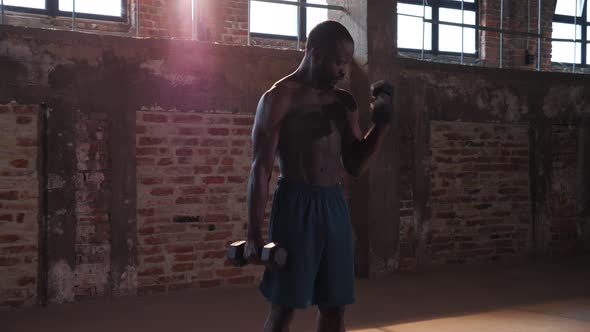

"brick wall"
[427,121,531,265]
[73,111,111,300]
[136,109,279,294]
[398,124,416,270]
[0,103,39,307]
[548,125,578,256]
[483,0,554,70]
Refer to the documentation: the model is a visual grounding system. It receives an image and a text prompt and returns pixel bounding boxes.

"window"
[397,0,479,56]
[2,0,125,20]
[551,0,588,65]
[249,0,328,40]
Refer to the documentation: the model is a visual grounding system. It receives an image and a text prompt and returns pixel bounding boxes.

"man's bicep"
[252,123,278,171]
[251,90,286,170]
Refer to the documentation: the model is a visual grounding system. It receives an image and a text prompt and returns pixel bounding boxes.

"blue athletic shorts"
[259,177,355,309]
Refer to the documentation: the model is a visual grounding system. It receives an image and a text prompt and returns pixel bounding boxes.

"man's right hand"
[243,235,265,264]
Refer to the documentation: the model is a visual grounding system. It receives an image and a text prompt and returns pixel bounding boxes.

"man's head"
[306,20,354,89]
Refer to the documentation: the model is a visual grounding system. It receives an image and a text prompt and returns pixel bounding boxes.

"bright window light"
[552,41,582,63]
[551,22,582,63]
[552,22,581,41]
[448,0,475,2]
[250,0,298,36]
[555,0,585,16]
[3,0,45,9]
[306,0,328,37]
[439,8,476,53]
[397,3,433,50]
[59,0,123,17]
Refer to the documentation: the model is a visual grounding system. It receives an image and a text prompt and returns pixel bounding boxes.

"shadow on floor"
[2,258,589,332]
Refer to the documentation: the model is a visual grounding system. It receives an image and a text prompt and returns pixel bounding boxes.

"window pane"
[397,3,432,50]
[307,0,328,37]
[555,0,585,16]
[3,0,45,9]
[59,0,122,17]
[551,41,582,63]
[552,22,582,40]
[439,8,476,53]
[446,0,475,3]
[250,0,298,36]
[587,45,590,64]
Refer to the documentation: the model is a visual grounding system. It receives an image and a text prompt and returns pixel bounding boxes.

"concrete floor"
[2,259,589,332]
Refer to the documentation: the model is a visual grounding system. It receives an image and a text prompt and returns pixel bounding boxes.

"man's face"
[312,40,354,89]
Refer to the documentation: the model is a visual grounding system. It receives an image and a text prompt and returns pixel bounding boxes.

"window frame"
[1,0,127,22]
[397,0,480,58]
[249,0,316,42]
[552,0,588,66]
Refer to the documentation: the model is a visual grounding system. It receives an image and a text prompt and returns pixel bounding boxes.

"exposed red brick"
[143,113,168,123]
[16,116,33,124]
[208,128,230,136]
[180,186,206,195]
[202,176,225,184]
[175,196,202,204]
[150,187,174,196]
[138,267,165,276]
[172,263,194,272]
[172,114,203,123]
[215,268,241,278]
[139,136,167,146]
[16,138,36,146]
[233,117,254,126]
[204,231,232,241]
[0,235,20,243]
[0,256,20,266]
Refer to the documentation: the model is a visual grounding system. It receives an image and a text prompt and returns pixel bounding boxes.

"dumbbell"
[227,240,288,270]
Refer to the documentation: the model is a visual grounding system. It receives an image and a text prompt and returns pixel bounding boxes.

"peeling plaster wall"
[0,25,301,307]
[0,103,39,307]
[396,61,590,269]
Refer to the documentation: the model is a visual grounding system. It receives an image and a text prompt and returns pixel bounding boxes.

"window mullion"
[47,0,57,16]
[300,0,307,41]
[583,0,588,65]
[433,0,440,54]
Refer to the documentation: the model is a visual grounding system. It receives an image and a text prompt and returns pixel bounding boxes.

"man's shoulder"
[333,88,357,112]
[268,77,302,97]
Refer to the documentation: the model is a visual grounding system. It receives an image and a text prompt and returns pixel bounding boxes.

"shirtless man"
[244,21,393,332]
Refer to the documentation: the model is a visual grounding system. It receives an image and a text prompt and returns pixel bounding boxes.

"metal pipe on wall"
[421,0,426,60]
[72,0,76,31]
[537,0,541,71]
[500,0,504,68]
[136,0,140,37]
[573,0,578,72]
[461,0,465,64]
[191,0,196,40]
[297,2,301,50]
[247,0,251,46]
[1,0,4,25]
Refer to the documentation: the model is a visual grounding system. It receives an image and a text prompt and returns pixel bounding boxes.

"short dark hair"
[306,20,354,51]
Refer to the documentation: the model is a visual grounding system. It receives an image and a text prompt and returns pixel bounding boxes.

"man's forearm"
[246,163,271,240]
[345,122,390,176]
